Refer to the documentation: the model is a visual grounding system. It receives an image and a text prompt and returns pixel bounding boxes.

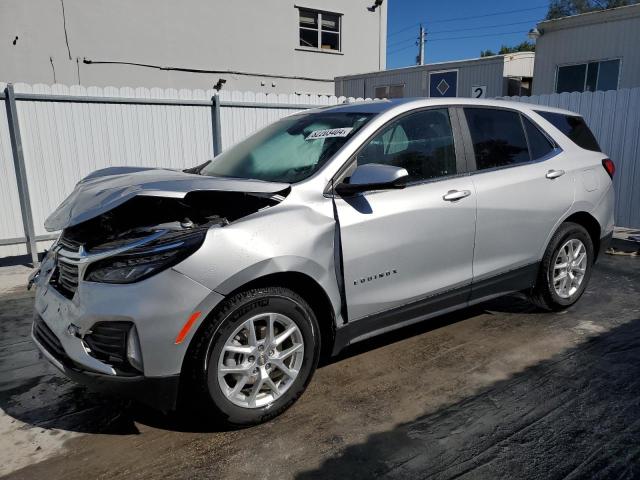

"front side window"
[299,9,341,51]
[201,112,373,183]
[464,108,529,170]
[556,59,620,93]
[355,109,457,183]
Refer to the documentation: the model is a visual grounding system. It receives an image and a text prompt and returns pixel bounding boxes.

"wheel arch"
[562,211,602,260]
[225,271,337,360]
[181,270,337,383]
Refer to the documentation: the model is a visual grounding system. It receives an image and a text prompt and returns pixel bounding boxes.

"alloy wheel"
[553,238,588,299]
[217,312,305,408]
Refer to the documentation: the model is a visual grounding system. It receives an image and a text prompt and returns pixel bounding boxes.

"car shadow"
[296,317,640,479]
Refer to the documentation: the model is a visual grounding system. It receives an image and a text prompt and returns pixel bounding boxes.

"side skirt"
[332,262,539,356]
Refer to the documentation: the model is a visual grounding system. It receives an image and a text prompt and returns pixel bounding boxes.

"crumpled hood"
[45,166,289,231]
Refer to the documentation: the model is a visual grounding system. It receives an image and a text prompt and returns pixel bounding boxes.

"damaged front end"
[48,190,286,296]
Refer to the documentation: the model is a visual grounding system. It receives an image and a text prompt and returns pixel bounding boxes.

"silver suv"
[30,98,615,425]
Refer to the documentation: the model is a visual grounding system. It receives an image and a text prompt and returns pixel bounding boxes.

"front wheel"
[529,222,594,311]
[185,287,320,426]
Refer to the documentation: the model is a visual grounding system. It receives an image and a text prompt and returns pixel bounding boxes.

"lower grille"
[50,260,79,299]
[84,322,135,373]
[33,315,69,365]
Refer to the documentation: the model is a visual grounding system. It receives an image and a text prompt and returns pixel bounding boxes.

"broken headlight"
[84,229,206,284]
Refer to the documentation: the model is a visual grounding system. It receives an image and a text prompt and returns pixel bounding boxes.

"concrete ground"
[1,250,639,479]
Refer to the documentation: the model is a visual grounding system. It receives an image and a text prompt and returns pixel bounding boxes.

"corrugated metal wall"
[532,8,640,95]
[0,83,365,258]
[336,57,507,99]
[504,88,640,229]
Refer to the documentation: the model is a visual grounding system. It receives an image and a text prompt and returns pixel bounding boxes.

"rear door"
[460,107,574,300]
[334,107,476,322]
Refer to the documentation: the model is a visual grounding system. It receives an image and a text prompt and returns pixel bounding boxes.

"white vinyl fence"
[1,83,639,262]
[0,82,369,261]
[503,88,640,232]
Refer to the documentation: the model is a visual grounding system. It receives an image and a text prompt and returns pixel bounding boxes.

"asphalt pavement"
[1,250,639,479]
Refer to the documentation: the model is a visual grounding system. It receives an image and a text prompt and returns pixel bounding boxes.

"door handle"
[546,169,566,179]
[443,189,471,201]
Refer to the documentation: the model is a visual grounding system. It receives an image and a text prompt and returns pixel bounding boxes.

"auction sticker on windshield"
[306,127,353,140]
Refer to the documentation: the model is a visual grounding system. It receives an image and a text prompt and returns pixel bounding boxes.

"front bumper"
[33,264,222,376]
[32,318,180,411]
[31,251,225,409]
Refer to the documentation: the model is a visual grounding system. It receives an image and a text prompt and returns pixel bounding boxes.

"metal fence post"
[211,93,223,156]
[4,84,39,266]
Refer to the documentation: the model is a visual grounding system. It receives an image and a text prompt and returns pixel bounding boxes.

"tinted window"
[597,59,620,91]
[535,111,601,152]
[556,60,620,93]
[557,64,587,93]
[523,117,554,160]
[464,108,529,170]
[356,109,457,182]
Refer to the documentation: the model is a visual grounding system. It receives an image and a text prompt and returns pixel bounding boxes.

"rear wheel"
[185,287,320,426]
[529,222,594,311]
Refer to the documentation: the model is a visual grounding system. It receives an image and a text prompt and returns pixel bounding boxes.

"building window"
[556,59,620,93]
[374,85,405,98]
[299,9,341,51]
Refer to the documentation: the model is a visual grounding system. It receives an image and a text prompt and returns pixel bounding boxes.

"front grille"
[50,260,79,299]
[33,315,69,365]
[58,234,82,251]
[84,322,135,373]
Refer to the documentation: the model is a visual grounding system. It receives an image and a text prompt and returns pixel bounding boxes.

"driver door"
[334,108,476,323]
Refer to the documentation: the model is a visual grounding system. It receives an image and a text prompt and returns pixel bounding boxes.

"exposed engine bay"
[60,190,284,252]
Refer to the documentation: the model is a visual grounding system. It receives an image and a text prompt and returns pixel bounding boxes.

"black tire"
[184,286,320,426]
[529,222,594,311]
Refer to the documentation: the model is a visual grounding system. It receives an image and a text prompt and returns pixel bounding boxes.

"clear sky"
[386,0,549,69]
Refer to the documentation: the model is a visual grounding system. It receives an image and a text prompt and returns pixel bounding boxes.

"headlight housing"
[84,229,206,284]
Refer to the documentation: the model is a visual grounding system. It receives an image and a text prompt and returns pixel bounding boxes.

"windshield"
[201,112,374,183]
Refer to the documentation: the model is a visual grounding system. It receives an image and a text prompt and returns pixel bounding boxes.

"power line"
[387,18,541,49]
[388,4,548,37]
[387,29,528,55]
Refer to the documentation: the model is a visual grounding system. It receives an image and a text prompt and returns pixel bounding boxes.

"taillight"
[602,159,615,179]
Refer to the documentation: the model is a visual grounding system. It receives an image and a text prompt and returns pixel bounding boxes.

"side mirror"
[335,164,409,196]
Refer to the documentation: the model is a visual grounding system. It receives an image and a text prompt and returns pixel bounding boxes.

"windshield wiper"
[183,160,211,175]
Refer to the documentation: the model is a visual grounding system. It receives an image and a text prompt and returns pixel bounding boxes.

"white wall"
[0,0,386,95]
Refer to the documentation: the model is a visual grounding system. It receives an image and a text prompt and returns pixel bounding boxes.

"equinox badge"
[353,269,398,286]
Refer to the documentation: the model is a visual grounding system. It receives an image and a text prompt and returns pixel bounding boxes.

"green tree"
[480,42,534,57]
[546,0,639,19]
[499,41,536,54]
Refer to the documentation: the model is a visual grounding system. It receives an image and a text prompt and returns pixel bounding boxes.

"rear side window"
[535,111,601,152]
[523,117,555,160]
[464,108,529,170]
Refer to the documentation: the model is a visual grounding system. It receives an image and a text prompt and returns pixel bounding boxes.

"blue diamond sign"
[429,71,458,98]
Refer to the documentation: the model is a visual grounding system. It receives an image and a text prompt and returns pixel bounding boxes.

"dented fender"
[173,197,344,327]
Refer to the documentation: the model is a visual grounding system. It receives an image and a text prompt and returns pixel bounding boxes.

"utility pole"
[417,24,426,66]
